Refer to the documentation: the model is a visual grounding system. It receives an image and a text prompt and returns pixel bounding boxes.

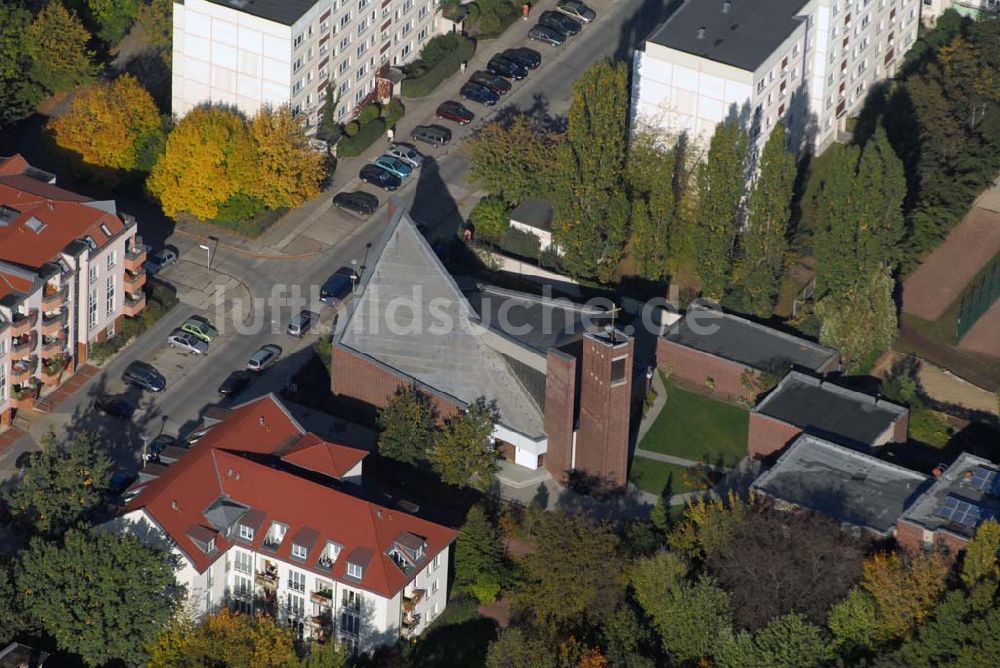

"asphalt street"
[0,0,678,478]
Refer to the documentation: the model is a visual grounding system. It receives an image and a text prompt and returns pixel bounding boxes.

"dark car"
[539,10,582,35]
[359,164,401,191]
[145,435,176,462]
[95,395,135,419]
[121,360,166,393]
[459,82,500,106]
[487,55,528,80]
[411,124,452,146]
[436,100,475,125]
[333,190,379,216]
[107,471,138,500]
[469,71,511,95]
[287,309,318,337]
[320,271,354,305]
[218,369,252,397]
[528,24,566,46]
[503,47,542,70]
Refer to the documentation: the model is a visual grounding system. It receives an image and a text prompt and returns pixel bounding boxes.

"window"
[340,12,352,28]
[431,579,439,594]
[234,574,252,601]
[287,593,305,618]
[321,19,329,32]
[418,27,428,42]
[320,42,328,56]
[106,250,117,270]
[89,264,98,283]
[292,543,308,560]
[293,80,303,95]
[105,276,115,315]
[340,34,351,51]
[339,58,351,74]
[356,64,367,80]
[88,289,98,329]
[288,569,306,593]
[0,338,6,356]
[339,81,350,95]
[756,79,764,93]
[340,611,360,635]
[432,553,442,571]
[239,524,254,541]
[0,364,6,402]
[342,589,361,611]
[346,562,363,579]
[357,17,368,35]
[294,33,304,48]
[294,57,304,73]
[357,41,367,57]
[234,550,252,574]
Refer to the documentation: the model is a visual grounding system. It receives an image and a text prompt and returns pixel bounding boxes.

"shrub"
[401,36,476,98]
[337,118,386,157]
[909,408,954,447]
[88,282,178,365]
[214,193,267,224]
[419,33,464,68]
[470,196,509,239]
[358,102,381,125]
[385,98,406,127]
[499,226,541,258]
[343,120,360,137]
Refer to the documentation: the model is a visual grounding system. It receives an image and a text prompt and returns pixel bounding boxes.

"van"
[287,310,318,337]
[411,124,452,146]
[320,273,354,305]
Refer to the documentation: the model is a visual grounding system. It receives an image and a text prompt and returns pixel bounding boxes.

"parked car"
[385,143,425,168]
[218,369,252,397]
[185,426,214,446]
[359,164,401,191]
[556,0,596,23]
[145,434,176,462]
[121,360,166,393]
[503,47,542,70]
[167,329,209,355]
[436,100,475,125]
[333,190,379,216]
[373,155,413,179]
[528,25,566,46]
[287,309,318,337]
[180,316,218,343]
[487,55,528,80]
[247,344,282,372]
[469,71,511,95]
[411,124,452,146]
[460,82,500,106]
[95,395,136,419]
[539,11,581,35]
[320,271,354,305]
[144,246,179,275]
[107,471,139,500]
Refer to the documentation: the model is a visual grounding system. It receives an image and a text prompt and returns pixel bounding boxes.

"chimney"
[697,26,707,39]
[722,1,732,13]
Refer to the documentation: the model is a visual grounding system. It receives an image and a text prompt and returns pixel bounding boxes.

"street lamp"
[198,243,211,270]
[350,258,358,294]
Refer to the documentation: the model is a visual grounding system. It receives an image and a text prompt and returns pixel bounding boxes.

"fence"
[956,253,1000,340]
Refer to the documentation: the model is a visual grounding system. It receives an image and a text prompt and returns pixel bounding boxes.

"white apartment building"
[110,395,456,654]
[0,155,146,431]
[631,0,922,156]
[921,0,999,24]
[171,0,443,130]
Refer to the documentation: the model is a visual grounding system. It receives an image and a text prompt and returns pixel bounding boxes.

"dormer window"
[99,223,112,237]
[238,524,254,541]
[318,541,341,569]
[262,522,287,550]
[292,543,308,560]
[346,562,364,579]
[207,538,216,553]
[83,236,97,251]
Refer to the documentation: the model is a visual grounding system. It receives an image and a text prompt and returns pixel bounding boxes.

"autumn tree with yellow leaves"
[49,75,164,171]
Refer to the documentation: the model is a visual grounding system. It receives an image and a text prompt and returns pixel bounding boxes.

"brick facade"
[656,337,756,401]
[543,350,577,482]
[575,335,634,488]
[896,518,968,556]
[893,413,910,443]
[747,411,803,459]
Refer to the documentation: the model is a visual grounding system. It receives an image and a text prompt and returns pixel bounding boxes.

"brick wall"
[747,411,803,458]
[892,412,910,443]
[896,518,969,556]
[656,337,756,401]
[575,335,633,488]
[543,349,576,482]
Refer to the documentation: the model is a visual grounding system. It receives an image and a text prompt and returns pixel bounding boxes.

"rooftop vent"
[697,26,707,39]
[722,1,732,13]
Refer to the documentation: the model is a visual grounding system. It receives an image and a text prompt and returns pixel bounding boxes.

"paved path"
[634,368,667,446]
[633,448,704,468]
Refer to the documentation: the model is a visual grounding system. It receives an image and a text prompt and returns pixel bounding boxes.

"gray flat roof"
[204,0,316,26]
[648,0,810,72]
[665,303,838,372]
[509,198,553,232]
[337,204,545,439]
[752,434,930,534]
[756,371,908,447]
[902,452,1000,541]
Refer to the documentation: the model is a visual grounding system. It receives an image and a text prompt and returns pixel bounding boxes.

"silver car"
[556,0,595,23]
[385,143,425,168]
[167,329,209,355]
[247,344,282,372]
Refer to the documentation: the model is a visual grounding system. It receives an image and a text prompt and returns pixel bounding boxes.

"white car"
[167,329,209,355]
[247,344,282,372]
[385,143,425,169]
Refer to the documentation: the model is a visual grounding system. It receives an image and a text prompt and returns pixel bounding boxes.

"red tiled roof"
[281,432,368,478]
[0,270,34,300]
[126,395,455,598]
[0,154,125,270]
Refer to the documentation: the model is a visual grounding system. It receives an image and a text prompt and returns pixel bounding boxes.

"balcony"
[401,612,421,637]
[11,333,38,360]
[310,589,334,606]
[402,589,425,612]
[42,333,68,354]
[124,270,146,292]
[41,310,68,336]
[255,570,278,589]
[42,284,67,309]
[123,293,146,318]
[10,357,39,384]
[8,383,39,409]
[124,240,147,272]
[40,354,69,386]
[310,612,333,631]
[11,310,38,337]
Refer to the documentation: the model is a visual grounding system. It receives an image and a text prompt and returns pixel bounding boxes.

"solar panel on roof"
[971,467,998,493]
[937,495,995,529]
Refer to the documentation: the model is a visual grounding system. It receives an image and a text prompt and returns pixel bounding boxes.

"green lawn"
[639,379,749,467]
[629,458,705,496]
[403,598,498,668]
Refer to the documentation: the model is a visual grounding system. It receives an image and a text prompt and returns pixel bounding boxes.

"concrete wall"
[656,337,756,401]
[747,411,803,459]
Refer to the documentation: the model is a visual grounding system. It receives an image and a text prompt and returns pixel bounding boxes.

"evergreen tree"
[455,504,505,602]
[816,267,897,373]
[431,397,500,488]
[24,2,99,93]
[0,561,22,646]
[692,119,749,299]
[553,59,631,282]
[627,131,678,280]
[317,85,342,146]
[730,121,795,317]
[376,384,437,464]
[0,3,44,126]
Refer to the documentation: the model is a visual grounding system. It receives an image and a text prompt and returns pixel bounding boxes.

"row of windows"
[88,276,117,330]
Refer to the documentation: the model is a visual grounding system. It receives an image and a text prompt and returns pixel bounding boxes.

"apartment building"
[921,0,1000,24]
[171,0,442,131]
[0,155,146,431]
[113,395,456,653]
[631,0,921,156]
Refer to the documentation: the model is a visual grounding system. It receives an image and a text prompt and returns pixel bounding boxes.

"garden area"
[628,458,715,497]
[336,98,406,157]
[638,376,749,467]
[401,33,477,98]
[87,281,178,365]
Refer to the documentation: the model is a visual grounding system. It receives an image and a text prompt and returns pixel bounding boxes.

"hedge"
[337,117,386,157]
[401,36,476,98]
[88,282,179,365]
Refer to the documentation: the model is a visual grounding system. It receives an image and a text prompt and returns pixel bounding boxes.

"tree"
[467,115,563,206]
[431,397,500,488]
[827,587,880,655]
[455,504,505,599]
[24,2,98,93]
[49,74,163,170]
[296,639,348,668]
[749,613,834,667]
[816,267,897,373]
[553,59,631,282]
[3,433,110,536]
[860,551,950,643]
[17,528,180,666]
[602,603,657,668]
[470,196,509,239]
[136,0,172,51]
[486,628,557,668]
[0,561,22,646]
[627,130,678,280]
[147,106,248,220]
[148,608,298,668]
[86,0,139,44]
[239,105,325,209]
[316,85,342,145]
[0,3,44,126]
[376,384,436,464]
[692,119,749,299]
[729,121,795,317]
[961,519,1000,610]
[631,551,733,663]
[516,512,622,631]
[666,491,750,561]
